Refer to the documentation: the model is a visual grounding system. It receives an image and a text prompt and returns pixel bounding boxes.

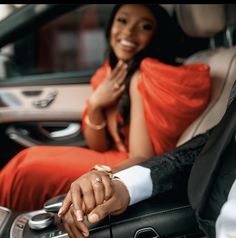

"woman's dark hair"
[105,4,176,140]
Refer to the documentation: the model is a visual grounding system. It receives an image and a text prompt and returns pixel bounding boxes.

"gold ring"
[93,177,102,185]
[114,83,120,89]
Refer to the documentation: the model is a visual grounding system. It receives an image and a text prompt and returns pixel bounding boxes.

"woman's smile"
[110,4,157,62]
[118,38,138,55]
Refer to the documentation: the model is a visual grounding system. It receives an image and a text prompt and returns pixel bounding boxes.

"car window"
[0,4,114,80]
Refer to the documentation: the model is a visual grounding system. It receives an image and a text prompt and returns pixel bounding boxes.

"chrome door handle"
[32,91,57,108]
[49,123,80,138]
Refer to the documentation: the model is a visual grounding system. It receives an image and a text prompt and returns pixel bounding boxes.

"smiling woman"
[110,4,157,62]
[0,4,211,212]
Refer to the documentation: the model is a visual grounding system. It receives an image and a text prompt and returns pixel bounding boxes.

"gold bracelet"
[85,115,106,130]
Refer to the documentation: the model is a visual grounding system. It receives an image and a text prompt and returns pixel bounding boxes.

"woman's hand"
[89,60,127,109]
[58,171,114,221]
[62,205,89,238]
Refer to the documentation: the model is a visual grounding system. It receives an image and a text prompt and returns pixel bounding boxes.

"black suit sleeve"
[139,132,211,196]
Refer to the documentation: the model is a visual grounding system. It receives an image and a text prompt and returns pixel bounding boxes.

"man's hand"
[87,180,130,223]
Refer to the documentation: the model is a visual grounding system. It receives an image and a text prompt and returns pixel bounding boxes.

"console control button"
[28,212,55,230]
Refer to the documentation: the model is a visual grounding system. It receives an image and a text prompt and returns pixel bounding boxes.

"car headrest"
[175,4,226,38]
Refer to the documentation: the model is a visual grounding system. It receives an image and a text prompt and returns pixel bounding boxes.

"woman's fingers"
[80,172,110,213]
[113,66,127,86]
[70,181,85,222]
[92,178,105,206]
[116,140,127,153]
[58,192,72,216]
[63,222,75,238]
[79,178,96,214]
[92,171,114,203]
[109,60,126,80]
[101,174,114,201]
[63,206,89,238]
[71,208,89,237]
[110,61,128,83]
[113,84,126,97]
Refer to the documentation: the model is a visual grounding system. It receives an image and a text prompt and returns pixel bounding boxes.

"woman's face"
[110,4,157,62]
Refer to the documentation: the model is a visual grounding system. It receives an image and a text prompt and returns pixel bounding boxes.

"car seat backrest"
[176,4,236,146]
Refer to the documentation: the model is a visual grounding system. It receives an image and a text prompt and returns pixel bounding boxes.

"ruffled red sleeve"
[138,58,211,155]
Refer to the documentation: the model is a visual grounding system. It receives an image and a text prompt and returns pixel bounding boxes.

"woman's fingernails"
[76,210,83,221]
[89,213,99,223]
[82,231,89,237]
[58,207,63,217]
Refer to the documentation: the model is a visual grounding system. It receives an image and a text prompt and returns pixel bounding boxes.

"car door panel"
[0,82,92,147]
[0,84,91,123]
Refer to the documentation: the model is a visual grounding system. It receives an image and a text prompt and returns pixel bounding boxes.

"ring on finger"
[113,82,120,89]
[93,177,103,185]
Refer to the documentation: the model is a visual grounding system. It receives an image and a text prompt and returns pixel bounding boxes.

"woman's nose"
[123,24,136,36]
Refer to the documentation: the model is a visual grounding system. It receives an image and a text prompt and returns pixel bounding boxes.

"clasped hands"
[58,171,130,238]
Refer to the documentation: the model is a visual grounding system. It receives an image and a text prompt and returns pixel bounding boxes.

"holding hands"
[58,169,130,237]
[89,60,128,109]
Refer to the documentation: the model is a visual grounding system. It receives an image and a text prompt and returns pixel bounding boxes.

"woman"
[0,4,211,211]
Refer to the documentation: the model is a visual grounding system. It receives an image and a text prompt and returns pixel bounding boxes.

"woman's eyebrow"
[117,11,129,16]
[141,17,155,24]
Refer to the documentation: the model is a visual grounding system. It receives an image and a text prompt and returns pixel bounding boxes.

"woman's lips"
[119,39,137,52]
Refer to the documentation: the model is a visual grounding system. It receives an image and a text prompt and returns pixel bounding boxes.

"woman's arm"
[84,61,127,152]
[112,71,155,172]
[83,100,110,152]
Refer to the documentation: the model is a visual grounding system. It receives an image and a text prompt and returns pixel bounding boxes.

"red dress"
[0,58,211,211]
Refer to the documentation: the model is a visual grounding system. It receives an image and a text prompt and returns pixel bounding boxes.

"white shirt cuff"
[114,165,153,205]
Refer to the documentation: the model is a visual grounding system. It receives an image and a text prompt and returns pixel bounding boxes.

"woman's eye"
[117,17,127,24]
[143,23,153,31]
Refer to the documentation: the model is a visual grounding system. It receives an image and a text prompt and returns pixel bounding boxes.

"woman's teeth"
[120,39,136,48]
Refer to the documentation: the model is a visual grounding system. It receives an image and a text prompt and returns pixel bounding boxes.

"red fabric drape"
[139,58,211,154]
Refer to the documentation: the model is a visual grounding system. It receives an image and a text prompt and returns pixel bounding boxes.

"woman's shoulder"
[140,57,210,72]
[139,57,211,88]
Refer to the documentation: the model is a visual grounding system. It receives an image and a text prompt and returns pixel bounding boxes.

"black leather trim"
[89,191,203,238]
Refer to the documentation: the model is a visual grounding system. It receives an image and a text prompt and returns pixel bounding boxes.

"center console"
[0,206,12,236]
[0,207,68,238]
[0,192,203,238]
[0,194,110,238]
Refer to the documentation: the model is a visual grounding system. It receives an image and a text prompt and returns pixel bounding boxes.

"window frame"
[0,4,80,48]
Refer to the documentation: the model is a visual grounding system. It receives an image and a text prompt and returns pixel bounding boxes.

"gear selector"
[44,194,66,213]
[28,212,55,230]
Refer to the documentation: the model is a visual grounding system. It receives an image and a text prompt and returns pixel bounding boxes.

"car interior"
[0,3,236,238]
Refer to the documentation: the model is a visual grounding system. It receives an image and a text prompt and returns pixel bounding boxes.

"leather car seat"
[176,4,236,146]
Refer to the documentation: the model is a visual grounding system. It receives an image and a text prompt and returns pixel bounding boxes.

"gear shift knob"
[44,194,66,213]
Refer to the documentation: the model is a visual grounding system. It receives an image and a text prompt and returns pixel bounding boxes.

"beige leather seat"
[176,4,236,146]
